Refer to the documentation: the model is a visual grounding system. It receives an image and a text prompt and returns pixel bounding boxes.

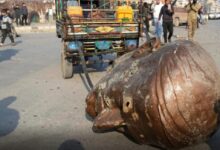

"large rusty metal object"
[85,40,220,149]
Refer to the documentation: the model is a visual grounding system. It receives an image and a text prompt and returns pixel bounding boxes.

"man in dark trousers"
[0,10,15,46]
[21,3,28,25]
[142,2,153,33]
[159,0,177,43]
[13,4,21,26]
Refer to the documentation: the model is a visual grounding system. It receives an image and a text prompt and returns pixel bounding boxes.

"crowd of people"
[0,3,28,47]
[11,3,29,26]
[141,0,202,50]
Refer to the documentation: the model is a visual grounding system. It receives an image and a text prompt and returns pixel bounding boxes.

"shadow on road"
[58,139,85,150]
[0,49,19,63]
[0,96,20,137]
[14,40,22,45]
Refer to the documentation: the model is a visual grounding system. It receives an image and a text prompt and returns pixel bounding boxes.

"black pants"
[1,29,14,44]
[15,17,20,26]
[197,17,200,28]
[163,21,173,43]
[144,17,150,32]
[21,15,28,25]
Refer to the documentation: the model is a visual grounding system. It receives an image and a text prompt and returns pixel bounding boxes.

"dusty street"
[0,20,219,150]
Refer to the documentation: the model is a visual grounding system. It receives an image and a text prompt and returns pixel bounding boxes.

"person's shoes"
[11,42,16,46]
[168,39,171,43]
[0,43,3,47]
[16,34,21,37]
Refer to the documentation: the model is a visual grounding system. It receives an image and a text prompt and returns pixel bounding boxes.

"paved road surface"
[0,21,220,150]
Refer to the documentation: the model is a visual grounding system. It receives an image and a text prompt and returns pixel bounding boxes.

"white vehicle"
[208,13,216,19]
[208,12,220,20]
[215,13,220,19]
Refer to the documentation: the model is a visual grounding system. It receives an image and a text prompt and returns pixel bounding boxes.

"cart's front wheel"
[61,52,73,79]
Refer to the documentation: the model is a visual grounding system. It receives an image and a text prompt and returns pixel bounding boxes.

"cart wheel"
[61,52,73,79]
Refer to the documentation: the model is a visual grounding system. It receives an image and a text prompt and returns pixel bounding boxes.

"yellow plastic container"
[67,6,83,17]
[116,6,133,22]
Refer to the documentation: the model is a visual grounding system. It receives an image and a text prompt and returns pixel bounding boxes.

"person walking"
[142,2,153,33]
[0,10,15,46]
[21,3,28,25]
[185,0,201,40]
[6,9,20,37]
[197,6,203,28]
[152,0,163,50]
[159,0,177,43]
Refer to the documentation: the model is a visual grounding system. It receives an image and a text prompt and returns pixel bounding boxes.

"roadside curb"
[15,24,56,33]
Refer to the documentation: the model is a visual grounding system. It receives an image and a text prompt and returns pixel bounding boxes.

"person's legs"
[163,22,168,43]
[158,21,163,45]
[8,30,15,43]
[11,24,19,37]
[159,22,163,39]
[154,23,161,49]
[191,19,197,39]
[1,30,7,44]
[19,16,22,25]
[154,19,158,35]
[145,17,150,32]
[21,15,25,25]
[143,17,151,43]
[155,21,162,38]
[15,17,19,26]
[167,21,173,42]
[153,19,162,50]
[24,15,27,25]
[11,25,15,35]
[188,19,193,40]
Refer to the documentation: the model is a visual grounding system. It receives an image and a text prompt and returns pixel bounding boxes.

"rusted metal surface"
[86,40,220,149]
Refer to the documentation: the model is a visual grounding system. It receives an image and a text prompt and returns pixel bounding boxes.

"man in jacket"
[142,2,153,33]
[21,3,28,25]
[185,0,201,40]
[13,4,21,26]
[0,10,15,46]
[159,0,177,43]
